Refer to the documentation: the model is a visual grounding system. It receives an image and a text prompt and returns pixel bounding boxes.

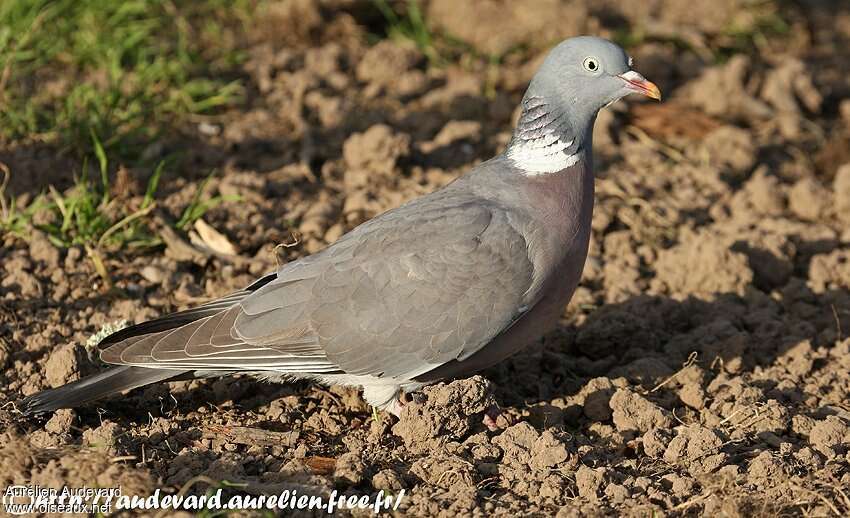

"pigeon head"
[506,36,660,174]
[533,36,661,109]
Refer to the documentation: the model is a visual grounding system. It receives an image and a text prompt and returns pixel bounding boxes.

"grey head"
[506,36,660,174]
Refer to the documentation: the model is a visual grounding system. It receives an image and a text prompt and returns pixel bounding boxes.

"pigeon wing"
[101,189,536,380]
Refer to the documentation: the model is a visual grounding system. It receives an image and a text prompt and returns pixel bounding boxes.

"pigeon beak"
[618,70,662,100]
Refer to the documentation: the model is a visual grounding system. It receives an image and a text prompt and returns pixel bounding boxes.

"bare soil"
[2,1,850,516]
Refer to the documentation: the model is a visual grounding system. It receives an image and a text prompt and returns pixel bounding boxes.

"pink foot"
[483,405,513,431]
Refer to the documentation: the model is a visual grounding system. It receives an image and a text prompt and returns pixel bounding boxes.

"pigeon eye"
[583,57,600,73]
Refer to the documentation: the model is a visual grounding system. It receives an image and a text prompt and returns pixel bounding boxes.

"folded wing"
[100,189,536,381]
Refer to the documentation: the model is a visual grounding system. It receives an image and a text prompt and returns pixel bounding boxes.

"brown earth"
[2,0,850,516]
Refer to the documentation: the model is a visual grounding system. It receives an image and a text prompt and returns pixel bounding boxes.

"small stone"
[746,168,786,216]
[809,416,850,459]
[140,265,165,284]
[703,125,756,177]
[355,40,422,85]
[64,247,83,270]
[834,164,850,224]
[333,452,366,486]
[28,230,61,268]
[642,428,672,458]
[747,451,785,480]
[663,426,728,475]
[575,465,605,499]
[678,383,706,410]
[788,178,828,221]
[581,377,615,422]
[45,409,76,435]
[604,483,630,503]
[82,420,125,454]
[610,388,673,434]
[530,430,571,470]
[324,223,345,243]
[371,469,405,491]
[44,344,83,387]
[342,124,411,188]
[463,433,502,463]
[791,414,816,436]
[392,376,496,451]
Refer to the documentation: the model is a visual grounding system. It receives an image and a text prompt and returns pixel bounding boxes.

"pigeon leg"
[482,404,513,431]
[362,382,404,416]
[383,393,407,417]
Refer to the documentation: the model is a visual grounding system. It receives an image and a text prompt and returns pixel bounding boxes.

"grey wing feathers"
[98,272,276,348]
[234,189,535,380]
[99,189,535,381]
[102,305,338,372]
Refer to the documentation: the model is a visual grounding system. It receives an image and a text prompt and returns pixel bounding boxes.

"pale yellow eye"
[583,57,600,73]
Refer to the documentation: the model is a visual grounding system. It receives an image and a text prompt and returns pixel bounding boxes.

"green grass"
[38,131,162,251]
[0,131,234,286]
[22,132,167,284]
[174,169,235,231]
[0,0,255,160]
[717,10,790,61]
[0,0,260,285]
[372,0,441,64]
[0,162,49,236]
[370,0,528,95]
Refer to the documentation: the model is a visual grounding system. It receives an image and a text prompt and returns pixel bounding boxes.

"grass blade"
[89,128,110,206]
[143,160,166,209]
[96,202,156,249]
[84,243,112,289]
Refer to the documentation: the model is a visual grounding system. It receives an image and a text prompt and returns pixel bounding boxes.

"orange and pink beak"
[618,70,662,100]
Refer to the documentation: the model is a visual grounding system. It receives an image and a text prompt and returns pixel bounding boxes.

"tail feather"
[20,366,189,415]
[20,273,279,416]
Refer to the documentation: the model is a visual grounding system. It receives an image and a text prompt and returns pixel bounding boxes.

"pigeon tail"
[20,366,188,415]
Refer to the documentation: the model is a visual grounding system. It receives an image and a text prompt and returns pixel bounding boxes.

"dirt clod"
[4,2,850,514]
[575,465,606,500]
[371,469,406,491]
[610,388,673,435]
[653,232,753,296]
[393,376,496,451]
[44,409,76,435]
[43,343,84,388]
[663,426,728,475]
[809,416,850,459]
[333,452,366,487]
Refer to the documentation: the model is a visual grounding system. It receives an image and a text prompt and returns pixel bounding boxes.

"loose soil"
[2,1,850,516]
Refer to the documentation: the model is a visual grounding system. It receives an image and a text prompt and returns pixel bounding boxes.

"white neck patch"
[506,136,580,175]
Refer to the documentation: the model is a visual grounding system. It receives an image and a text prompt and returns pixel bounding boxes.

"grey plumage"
[21,36,660,416]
